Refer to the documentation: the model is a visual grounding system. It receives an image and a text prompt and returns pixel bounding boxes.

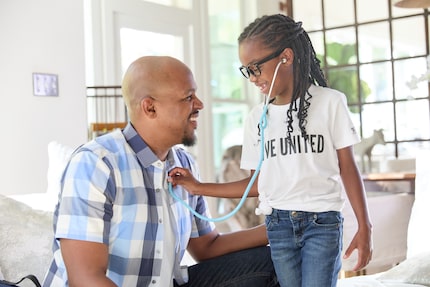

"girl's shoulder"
[309,84,347,104]
[309,84,345,96]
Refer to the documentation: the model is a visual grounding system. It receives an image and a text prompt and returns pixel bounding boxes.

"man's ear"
[141,97,156,118]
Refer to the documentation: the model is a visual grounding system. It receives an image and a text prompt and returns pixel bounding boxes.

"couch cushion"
[0,194,53,283]
[377,252,430,286]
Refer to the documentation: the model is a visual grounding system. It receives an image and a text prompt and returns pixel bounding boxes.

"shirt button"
[159,218,163,223]
[155,188,161,193]
[152,279,156,284]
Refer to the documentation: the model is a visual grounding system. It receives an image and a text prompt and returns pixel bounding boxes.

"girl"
[169,14,373,287]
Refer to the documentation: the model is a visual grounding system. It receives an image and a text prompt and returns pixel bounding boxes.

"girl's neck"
[272,94,292,105]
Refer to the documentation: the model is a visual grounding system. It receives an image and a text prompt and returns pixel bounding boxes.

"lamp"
[393,0,430,8]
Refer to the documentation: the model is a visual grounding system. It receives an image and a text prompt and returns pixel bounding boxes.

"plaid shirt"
[43,123,214,287]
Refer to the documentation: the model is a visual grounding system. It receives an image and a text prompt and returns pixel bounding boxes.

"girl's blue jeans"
[266,209,343,287]
[174,245,279,287]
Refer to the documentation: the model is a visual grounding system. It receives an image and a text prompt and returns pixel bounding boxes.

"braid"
[239,14,327,141]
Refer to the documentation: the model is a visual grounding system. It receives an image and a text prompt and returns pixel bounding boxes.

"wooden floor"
[339,269,366,279]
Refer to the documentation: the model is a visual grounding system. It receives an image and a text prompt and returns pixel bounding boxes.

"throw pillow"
[377,252,430,286]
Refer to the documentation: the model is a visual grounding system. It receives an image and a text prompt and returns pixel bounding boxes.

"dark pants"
[174,245,279,287]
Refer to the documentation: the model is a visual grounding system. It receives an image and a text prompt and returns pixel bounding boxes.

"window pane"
[120,28,184,76]
[357,0,388,23]
[327,66,359,106]
[361,102,395,142]
[326,28,357,66]
[324,0,355,28]
[209,0,242,99]
[309,32,325,67]
[398,141,430,158]
[360,62,393,102]
[292,0,323,31]
[396,100,430,141]
[392,17,426,58]
[212,103,249,169]
[210,45,243,99]
[142,0,192,9]
[358,22,391,62]
[394,57,428,100]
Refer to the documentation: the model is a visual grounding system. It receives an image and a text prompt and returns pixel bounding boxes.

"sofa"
[0,142,429,286]
[337,149,430,286]
[0,141,73,284]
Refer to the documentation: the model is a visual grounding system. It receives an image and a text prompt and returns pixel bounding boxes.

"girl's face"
[238,40,294,103]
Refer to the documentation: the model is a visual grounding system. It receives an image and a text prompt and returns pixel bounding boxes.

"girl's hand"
[168,167,201,195]
[343,226,373,271]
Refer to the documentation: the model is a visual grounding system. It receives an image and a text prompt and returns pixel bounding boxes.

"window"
[292,0,430,173]
[208,0,249,172]
[142,0,192,9]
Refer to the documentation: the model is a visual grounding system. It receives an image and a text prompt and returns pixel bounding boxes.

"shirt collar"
[122,122,176,169]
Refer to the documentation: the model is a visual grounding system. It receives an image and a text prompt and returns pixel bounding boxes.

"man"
[43,56,278,287]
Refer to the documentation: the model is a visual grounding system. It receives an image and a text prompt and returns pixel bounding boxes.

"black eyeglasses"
[239,48,285,79]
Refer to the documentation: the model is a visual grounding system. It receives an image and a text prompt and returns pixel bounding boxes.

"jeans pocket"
[312,211,343,228]
[265,214,275,231]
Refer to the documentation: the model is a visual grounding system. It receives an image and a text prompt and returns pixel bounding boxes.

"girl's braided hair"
[238,14,327,141]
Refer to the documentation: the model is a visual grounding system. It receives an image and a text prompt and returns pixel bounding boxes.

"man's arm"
[60,239,117,287]
[186,224,268,262]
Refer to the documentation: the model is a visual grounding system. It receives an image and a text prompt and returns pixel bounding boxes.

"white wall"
[0,0,87,195]
[0,0,279,196]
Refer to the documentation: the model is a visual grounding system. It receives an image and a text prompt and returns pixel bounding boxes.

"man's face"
[152,72,204,147]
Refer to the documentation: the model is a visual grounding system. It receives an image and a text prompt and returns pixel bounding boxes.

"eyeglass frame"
[239,47,286,79]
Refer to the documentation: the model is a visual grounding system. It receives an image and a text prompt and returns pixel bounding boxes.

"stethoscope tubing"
[168,60,284,222]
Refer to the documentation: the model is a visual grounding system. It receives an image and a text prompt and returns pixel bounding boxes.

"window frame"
[289,0,430,166]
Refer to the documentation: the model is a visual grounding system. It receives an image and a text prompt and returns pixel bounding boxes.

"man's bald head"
[122,56,193,119]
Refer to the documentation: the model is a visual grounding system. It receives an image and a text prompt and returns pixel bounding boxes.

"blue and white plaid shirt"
[43,123,215,287]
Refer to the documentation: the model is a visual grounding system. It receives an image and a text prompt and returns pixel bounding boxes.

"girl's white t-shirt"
[241,84,360,213]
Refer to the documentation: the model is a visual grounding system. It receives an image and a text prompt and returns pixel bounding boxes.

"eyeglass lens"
[240,65,259,79]
[239,47,285,79]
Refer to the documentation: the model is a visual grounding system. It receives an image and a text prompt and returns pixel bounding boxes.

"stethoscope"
[168,58,286,222]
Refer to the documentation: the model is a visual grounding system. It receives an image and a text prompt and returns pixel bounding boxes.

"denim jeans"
[174,246,279,287]
[266,210,343,287]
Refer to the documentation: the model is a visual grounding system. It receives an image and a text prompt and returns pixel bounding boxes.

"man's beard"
[182,133,197,147]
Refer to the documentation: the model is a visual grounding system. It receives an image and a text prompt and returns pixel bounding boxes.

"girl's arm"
[337,146,373,271]
[168,167,258,198]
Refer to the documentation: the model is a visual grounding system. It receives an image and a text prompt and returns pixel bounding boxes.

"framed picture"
[33,73,59,97]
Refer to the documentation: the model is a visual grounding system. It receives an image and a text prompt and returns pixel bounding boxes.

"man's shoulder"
[79,130,128,157]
